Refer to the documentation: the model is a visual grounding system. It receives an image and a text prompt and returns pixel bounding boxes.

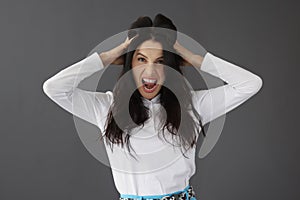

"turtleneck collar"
[142,93,161,104]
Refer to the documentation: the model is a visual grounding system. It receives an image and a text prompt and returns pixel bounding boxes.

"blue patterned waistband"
[119,185,196,200]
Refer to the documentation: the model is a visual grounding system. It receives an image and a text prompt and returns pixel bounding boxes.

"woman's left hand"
[173,40,203,67]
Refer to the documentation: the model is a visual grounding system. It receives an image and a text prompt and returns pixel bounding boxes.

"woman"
[43,13,263,200]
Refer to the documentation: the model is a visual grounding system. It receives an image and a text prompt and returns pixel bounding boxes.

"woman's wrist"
[174,41,204,68]
[191,54,204,68]
[99,43,126,66]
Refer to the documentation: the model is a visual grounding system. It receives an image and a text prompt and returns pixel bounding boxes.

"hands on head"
[110,36,193,67]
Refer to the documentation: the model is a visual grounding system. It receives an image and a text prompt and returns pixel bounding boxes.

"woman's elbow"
[252,75,263,94]
[235,75,263,97]
[43,80,56,96]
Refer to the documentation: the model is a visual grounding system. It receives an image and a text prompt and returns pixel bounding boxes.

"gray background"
[0,0,299,199]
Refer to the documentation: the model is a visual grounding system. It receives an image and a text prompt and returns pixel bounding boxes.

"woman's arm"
[99,43,126,66]
[43,37,135,131]
[42,52,112,131]
[174,41,263,126]
[194,52,263,126]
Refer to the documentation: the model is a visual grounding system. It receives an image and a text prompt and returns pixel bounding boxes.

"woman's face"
[131,39,165,100]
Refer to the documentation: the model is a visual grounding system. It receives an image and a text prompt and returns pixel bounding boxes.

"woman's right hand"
[123,35,138,50]
[100,35,138,66]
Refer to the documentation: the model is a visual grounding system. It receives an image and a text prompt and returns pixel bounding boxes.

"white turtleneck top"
[42,51,263,196]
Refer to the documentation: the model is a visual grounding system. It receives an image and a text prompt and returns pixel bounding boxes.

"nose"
[144,62,157,74]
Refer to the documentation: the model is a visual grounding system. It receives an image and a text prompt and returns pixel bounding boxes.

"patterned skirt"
[119,185,197,200]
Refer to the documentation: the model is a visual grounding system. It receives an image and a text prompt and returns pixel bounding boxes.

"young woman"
[43,14,263,200]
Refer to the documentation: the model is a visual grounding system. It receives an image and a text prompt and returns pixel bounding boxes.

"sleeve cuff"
[88,52,105,70]
[199,52,215,72]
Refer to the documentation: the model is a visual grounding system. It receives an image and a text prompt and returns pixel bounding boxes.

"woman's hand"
[123,35,138,50]
[173,40,204,68]
[112,35,138,65]
[99,35,138,66]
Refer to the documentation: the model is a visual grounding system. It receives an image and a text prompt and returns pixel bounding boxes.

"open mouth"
[142,77,158,93]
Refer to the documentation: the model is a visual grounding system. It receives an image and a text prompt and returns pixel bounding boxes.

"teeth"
[142,78,157,84]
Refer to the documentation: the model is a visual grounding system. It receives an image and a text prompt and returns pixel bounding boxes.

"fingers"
[125,34,138,45]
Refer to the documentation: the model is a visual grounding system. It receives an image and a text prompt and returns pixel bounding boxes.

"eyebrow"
[136,52,164,59]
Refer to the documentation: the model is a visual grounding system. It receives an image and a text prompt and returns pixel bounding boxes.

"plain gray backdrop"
[0,0,299,200]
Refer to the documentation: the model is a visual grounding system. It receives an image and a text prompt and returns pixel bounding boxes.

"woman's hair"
[101,13,206,160]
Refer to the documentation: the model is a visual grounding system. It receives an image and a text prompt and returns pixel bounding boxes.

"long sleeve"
[42,52,113,131]
[192,52,263,126]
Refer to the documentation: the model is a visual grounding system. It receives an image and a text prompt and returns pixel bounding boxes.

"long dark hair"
[101,13,206,160]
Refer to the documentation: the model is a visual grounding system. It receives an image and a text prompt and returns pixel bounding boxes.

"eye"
[157,60,164,64]
[137,57,146,62]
